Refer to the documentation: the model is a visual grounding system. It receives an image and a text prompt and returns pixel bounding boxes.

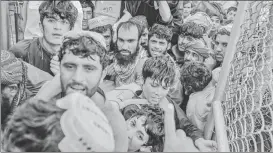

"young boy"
[111,56,217,152]
[180,62,215,132]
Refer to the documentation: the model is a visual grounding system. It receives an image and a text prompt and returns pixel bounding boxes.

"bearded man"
[1,50,52,130]
[104,21,146,88]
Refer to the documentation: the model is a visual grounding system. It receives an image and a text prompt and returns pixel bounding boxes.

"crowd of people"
[1,0,238,152]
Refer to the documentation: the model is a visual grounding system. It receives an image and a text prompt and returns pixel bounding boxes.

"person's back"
[180,62,214,131]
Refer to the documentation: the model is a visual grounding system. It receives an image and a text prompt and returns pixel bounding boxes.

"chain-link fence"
[222,1,273,152]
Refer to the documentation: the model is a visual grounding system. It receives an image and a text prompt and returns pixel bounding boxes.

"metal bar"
[203,1,249,152]
[1,1,10,50]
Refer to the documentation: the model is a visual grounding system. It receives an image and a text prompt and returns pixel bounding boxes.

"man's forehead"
[216,34,229,42]
[150,35,167,42]
[118,26,138,37]
[62,50,101,63]
[83,7,92,11]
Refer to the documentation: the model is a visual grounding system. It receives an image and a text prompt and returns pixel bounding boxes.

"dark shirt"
[9,37,55,76]
[122,90,203,142]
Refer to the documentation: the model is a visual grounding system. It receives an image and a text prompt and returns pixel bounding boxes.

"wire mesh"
[222,1,273,152]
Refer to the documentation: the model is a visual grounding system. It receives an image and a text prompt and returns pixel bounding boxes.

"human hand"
[50,55,60,76]
[35,73,62,101]
[195,138,217,152]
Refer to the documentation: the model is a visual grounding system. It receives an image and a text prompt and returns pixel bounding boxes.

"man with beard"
[1,50,52,130]
[10,1,78,76]
[211,25,231,68]
[105,21,146,88]
[35,31,128,151]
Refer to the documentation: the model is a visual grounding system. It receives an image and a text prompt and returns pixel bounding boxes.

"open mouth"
[120,51,130,56]
[67,86,86,94]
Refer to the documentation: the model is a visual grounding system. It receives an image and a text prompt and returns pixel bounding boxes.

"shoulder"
[9,38,37,58]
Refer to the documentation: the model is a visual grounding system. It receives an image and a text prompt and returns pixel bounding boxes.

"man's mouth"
[120,50,131,56]
[52,33,62,37]
[67,86,86,94]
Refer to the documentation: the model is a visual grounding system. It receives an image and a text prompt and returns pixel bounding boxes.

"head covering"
[1,50,23,85]
[88,16,114,30]
[185,40,210,59]
[129,15,149,31]
[184,12,212,33]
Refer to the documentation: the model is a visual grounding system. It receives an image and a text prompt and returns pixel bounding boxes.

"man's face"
[183,3,192,18]
[116,26,139,65]
[142,78,170,105]
[213,34,229,62]
[127,115,149,152]
[140,28,149,47]
[82,7,93,30]
[211,16,221,30]
[60,50,103,98]
[148,35,169,57]
[101,28,112,52]
[227,10,236,21]
[184,49,204,63]
[177,35,197,52]
[1,84,18,103]
[41,15,71,45]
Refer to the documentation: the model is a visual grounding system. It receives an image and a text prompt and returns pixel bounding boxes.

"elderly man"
[1,50,52,130]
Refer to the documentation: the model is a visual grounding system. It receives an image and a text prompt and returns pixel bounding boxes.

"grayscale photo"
[0,0,272,152]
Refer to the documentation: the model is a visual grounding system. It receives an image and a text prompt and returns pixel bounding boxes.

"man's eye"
[65,64,74,69]
[48,19,55,23]
[138,135,143,141]
[151,84,159,87]
[62,20,69,25]
[223,43,228,47]
[105,36,110,39]
[215,41,220,45]
[128,40,134,43]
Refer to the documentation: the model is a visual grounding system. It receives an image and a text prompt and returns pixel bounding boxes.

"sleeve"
[9,39,32,61]
[24,62,53,96]
[101,102,129,152]
[170,98,204,142]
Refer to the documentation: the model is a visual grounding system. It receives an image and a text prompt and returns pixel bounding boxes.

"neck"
[41,37,60,55]
[204,80,214,90]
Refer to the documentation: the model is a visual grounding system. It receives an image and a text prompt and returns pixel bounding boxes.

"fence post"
[1,1,10,50]
[203,1,249,152]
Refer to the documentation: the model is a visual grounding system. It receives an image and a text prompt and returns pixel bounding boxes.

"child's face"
[127,116,149,152]
[142,78,170,105]
[210,16,221,30]
[227,10,237,21]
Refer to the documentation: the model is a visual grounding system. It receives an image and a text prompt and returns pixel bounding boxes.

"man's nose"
[54,22,62,30]
[72,68,84,83]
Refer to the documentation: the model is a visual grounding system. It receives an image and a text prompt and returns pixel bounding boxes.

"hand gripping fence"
[204,1,273,152]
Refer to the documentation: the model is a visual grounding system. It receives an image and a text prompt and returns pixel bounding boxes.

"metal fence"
[205,1,273,152]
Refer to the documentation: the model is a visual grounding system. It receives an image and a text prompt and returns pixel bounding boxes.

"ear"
[100,68,108,84]
[167,42,171,50]
[39,22,43,33]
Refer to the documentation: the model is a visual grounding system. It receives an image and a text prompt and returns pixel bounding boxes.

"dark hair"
[124,104,164,152]
[227,6,237,15]
[211,26,231,42]
[142,56,176,88]
[90,24,113,37]
[179,21,205,39]
[80,0,94,9]
[180,62,212,95]
[39,0,78,29]
[149,24,173,42]
[117,21,142,40]
[183,1,193,7]
[2,98,65,152]
[59,36,109,70]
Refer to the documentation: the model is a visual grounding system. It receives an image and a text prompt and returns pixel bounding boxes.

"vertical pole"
[1,1,10,50]
[203,1,249,152]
